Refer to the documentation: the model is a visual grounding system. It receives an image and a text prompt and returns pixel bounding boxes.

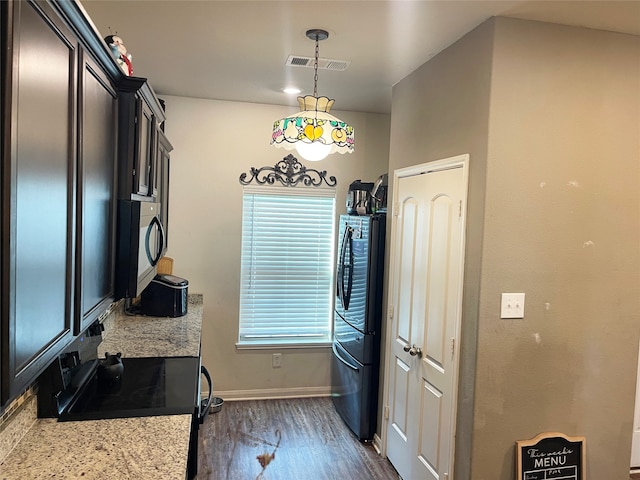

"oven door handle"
[199,365,213,423]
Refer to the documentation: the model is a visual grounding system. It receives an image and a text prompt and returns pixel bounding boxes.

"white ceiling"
[81,1,640,114]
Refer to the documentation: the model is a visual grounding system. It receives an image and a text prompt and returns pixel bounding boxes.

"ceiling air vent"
[286,55,350,71]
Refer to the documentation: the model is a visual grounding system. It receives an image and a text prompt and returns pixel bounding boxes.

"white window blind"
[238,186,336,346]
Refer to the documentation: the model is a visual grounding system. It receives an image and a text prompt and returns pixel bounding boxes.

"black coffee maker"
[346,174,387,215]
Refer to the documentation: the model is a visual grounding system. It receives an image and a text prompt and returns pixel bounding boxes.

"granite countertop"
[0,415,192,480]
[0,294,204,480]
[99,293,203,358]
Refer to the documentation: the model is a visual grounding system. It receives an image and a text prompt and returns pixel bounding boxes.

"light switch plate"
[501,293,525,319]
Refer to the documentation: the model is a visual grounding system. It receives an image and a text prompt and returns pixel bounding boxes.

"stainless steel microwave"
[115,200,165,298]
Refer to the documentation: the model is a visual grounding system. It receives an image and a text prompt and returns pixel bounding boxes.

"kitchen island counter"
[0,294,204,479]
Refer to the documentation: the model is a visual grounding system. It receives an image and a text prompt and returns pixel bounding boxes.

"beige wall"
[475,18,640,479]
[388,19,495,478]
[389,15,640,479]
[161,95,389,397]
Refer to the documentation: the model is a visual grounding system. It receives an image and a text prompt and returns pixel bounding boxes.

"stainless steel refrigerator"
[331,214,386,441]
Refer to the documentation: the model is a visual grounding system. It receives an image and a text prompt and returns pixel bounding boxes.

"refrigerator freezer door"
[331,341,378,441]
[334,311,377,365]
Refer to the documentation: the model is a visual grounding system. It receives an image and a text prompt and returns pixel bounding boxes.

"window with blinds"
[238,186,336,346]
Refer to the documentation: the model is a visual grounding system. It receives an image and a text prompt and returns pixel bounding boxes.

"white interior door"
[631,339,640,467]
[385,158,467,480]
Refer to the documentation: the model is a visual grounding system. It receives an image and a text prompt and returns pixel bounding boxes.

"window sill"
[235,341,332,351]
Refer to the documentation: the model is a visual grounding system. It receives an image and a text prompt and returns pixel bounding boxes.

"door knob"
[403,344,422,357]
[408,345,422,357]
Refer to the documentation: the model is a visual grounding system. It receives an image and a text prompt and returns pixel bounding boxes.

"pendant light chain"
[270,27,354,159]
[313,33,319,98]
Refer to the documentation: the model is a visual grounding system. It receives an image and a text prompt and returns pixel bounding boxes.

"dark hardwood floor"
[197,397,399,480]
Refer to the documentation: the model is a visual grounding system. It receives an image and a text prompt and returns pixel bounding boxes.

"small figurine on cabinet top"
[104,34,133,76]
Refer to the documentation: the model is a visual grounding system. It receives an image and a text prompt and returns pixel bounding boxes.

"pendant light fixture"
[271,29,355,161]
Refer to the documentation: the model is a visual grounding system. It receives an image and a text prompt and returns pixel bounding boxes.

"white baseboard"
[213,386,332,401]
[372,433,383,455]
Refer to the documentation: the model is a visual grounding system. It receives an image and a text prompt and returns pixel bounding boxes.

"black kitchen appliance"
[139,274,189,317]
[115,200,166,299]
[332,214,386,441]
[346,180,373,215]
[371,173,388,214]
[346,174,388,215]
[37,322,211,479]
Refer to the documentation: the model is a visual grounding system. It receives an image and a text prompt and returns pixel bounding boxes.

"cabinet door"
[2,0,76,402]
[156,129,172,255]
[135,98,154,196]
[75,48,117,334]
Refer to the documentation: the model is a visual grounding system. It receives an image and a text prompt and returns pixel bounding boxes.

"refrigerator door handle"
[332,343,360,372]
[337,225,349,308]
[336,236,344,305]
[340,227,354,310]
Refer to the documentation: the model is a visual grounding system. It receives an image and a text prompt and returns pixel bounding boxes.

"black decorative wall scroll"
[239,154,337,187]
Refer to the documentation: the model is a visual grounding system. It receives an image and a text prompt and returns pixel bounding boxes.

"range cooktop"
[59,356,199,421]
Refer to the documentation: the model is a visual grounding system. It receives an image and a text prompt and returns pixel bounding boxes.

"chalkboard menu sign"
[516,432,586,480]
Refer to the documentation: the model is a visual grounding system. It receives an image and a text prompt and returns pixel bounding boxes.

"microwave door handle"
[145,217,162,266]
[156,217,166,263]
[146,216,164,266]
[145,220,154,264]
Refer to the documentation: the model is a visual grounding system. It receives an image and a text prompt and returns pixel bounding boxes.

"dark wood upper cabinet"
[136,97,154,197]
[1,0,77,403]
[1,0,126,406]
[156,128,173,255]
[75,48,118,335]
[116,77,166,201]
[1,0,172,407]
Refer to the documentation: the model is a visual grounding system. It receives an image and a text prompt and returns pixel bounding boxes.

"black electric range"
[58,356,200,421]
[37,321,211,479]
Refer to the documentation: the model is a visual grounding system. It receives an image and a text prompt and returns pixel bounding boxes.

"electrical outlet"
[501,293,525,319]
[272,353,282,368]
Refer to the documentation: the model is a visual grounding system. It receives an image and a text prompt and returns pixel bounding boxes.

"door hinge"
[394,202,399,217]
[388,306,393,320]
[384,404,389,420]
[458,200,462,219]
[451,337,455,358]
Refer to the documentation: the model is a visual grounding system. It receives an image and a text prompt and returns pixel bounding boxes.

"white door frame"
[631,339,640,469]
[380,154,469,472]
